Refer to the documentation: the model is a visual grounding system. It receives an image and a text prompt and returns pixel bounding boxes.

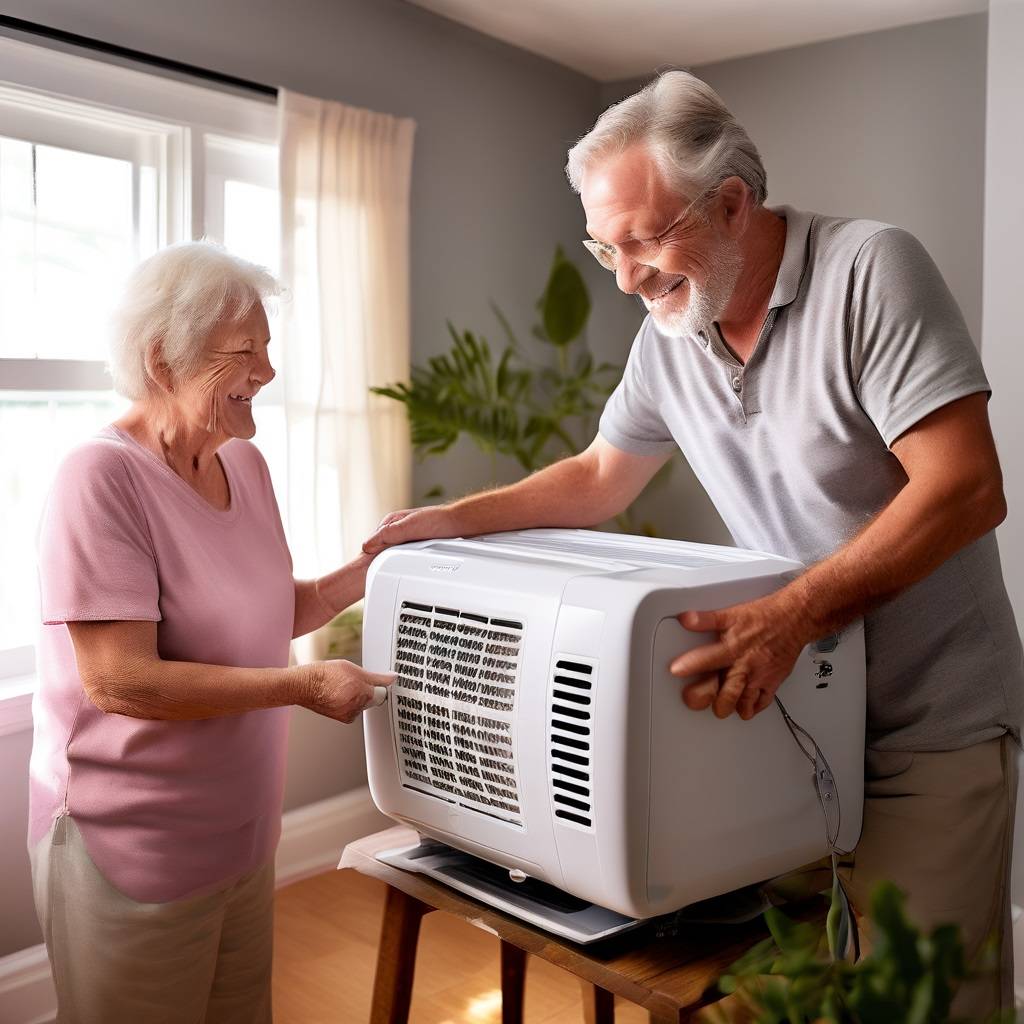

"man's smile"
[645,277,688,305]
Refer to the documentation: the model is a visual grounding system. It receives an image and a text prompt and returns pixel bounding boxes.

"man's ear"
[716,176,754,237]
[143,342,173,394]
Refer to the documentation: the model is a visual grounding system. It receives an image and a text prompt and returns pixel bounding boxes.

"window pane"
[224,178,279,276]
[0,137,159,361]
[0,394,127,655]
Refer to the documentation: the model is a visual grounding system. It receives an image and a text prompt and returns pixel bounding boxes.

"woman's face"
[172,304,275,440]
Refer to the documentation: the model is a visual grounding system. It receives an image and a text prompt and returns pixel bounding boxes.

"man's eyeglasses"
[581,188,716,273]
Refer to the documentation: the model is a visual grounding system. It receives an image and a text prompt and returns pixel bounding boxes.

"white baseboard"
[275,785,390,887]
[0,943,55,1024]
[0,786,389,1024]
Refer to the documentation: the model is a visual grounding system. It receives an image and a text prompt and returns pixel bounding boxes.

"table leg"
[370,884,432,1024]
[500,940,527,1024]
[579,979,615,1023]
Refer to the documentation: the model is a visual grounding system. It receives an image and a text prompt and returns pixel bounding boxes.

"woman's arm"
[292,552,373,639]
[67,619,392,722]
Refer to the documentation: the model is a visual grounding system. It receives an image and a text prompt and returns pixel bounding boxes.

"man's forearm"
[446,453,618,536]
[781,476,1006,642]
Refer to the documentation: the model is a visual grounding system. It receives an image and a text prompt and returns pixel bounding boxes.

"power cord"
[775,693,860,961]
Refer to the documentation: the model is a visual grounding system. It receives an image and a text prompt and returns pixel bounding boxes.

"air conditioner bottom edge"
[375,838,643,944]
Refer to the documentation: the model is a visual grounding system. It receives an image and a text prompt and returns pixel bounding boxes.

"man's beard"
[649,238,744,338]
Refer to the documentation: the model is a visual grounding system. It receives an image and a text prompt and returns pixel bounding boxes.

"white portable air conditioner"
[362,530,865,942]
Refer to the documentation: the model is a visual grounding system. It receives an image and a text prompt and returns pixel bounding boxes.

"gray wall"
[593,12,989,544]
[982,0,1024,902]
[0,0,600,957]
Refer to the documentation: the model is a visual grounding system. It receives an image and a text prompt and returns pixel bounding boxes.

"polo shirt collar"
[766,205,813,311]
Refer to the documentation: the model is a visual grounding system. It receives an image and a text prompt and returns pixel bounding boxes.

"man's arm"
[363,434,670,553]
[670,392,1005,719]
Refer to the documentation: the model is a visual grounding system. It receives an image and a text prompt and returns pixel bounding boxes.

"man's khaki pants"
[30,815,275,1024]
[773,734,1018,1021]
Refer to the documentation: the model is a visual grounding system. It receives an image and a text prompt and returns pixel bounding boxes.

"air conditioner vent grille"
[392,601,524,826]
[550,656,596,830]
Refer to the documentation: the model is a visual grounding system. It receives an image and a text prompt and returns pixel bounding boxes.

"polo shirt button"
[732,376,742,392]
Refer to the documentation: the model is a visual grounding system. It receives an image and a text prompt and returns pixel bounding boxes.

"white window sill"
[0,674,35,738]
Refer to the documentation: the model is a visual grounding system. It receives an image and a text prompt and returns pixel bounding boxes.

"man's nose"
[615,255,657,295]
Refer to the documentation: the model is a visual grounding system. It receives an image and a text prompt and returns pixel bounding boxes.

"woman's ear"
[144,343,173,394]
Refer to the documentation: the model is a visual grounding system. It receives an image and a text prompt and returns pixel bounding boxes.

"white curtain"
[277,89,415,578]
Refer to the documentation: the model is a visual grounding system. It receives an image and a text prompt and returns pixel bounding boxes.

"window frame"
[0,35,280,684]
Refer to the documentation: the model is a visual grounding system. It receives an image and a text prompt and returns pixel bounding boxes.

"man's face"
[580,146,743,337]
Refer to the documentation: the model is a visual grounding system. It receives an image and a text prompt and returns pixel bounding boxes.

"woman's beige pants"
[30,815,274,1024]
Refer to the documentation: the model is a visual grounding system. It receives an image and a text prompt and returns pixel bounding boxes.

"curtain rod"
[0,15,278,99]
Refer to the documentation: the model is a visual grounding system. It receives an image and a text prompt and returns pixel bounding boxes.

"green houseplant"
[714,881,1009,1024]
[372,246,667,532]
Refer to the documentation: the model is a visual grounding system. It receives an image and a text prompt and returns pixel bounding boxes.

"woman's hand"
[362,505,461,555]
[300,659,396,723]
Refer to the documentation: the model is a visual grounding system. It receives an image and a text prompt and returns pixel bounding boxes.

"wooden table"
[341,827,824,1024]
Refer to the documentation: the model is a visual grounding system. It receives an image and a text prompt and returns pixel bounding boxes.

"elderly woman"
[29,241,392,1024]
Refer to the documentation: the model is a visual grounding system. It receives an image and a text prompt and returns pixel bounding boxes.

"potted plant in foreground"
[713,881,1009,1023]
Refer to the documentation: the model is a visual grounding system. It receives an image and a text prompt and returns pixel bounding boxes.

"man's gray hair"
[565,70,767,205]
[109,240,282,400]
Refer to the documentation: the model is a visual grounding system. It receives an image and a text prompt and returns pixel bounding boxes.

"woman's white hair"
[565,70,767,205]
[109,240,283,400]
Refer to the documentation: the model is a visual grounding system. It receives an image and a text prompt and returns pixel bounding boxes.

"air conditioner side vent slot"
[549,654,597,832]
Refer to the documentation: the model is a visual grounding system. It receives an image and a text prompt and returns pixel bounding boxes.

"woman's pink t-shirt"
[30,426,295,902]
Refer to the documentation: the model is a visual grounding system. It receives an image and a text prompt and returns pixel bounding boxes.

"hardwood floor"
[272,868,651,1023]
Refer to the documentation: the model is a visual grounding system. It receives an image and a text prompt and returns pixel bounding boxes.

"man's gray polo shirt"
[599,205,1023,751]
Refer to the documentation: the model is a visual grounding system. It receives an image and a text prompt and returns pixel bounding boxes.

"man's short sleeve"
[38,442,161,624]
[599,323,677,456]
[849,227,990,447]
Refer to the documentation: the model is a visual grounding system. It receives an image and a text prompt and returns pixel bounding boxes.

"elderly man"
[366,71,1022,1016]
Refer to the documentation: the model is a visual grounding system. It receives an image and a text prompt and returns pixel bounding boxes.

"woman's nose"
[253,351,276,386]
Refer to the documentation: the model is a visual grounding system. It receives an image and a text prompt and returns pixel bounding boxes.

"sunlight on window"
[224,178,279,275]
[0,137,158,361]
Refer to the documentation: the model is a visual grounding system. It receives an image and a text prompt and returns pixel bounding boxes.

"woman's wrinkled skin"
[116,303,275,509]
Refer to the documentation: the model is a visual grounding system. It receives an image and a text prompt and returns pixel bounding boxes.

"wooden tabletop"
[341,827,825,1020]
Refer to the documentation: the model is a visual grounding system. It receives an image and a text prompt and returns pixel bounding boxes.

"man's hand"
[363,505,461,555]
[669,592,813,720]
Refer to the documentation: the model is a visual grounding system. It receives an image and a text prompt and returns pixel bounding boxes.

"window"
[0,36,281,682]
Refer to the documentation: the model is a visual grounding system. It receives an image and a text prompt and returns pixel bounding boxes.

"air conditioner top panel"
[406,529,801,575]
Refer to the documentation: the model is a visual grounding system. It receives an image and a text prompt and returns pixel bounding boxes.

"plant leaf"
[541,258,591,347]
[764,907,819,956]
